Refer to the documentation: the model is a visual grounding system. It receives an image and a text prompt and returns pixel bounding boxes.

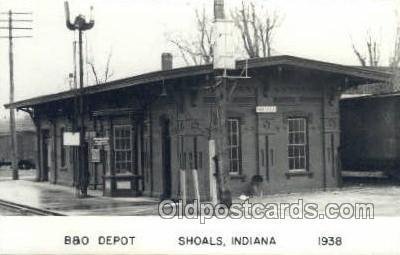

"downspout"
[52,120,57,184]
[321,84,327,191]
[255,83,260,176]
[175,85,181,200]
[149,103,154,196]
[139,120,145,191]
[36,120,42,182]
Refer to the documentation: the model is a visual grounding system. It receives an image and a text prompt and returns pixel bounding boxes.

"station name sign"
[256,106,277,113]
[93,137,109,146]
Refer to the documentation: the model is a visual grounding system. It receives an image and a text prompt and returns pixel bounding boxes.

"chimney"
[214,0,225,20]
[161,53,173,70]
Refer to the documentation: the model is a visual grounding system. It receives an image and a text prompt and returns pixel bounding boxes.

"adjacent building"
[340,92,400,178]
[0,118,37,168]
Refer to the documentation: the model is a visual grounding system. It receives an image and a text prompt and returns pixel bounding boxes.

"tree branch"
[351,42,367,67]
[232,1,281,58]
[88,60,100,84]
[168,8,214,66]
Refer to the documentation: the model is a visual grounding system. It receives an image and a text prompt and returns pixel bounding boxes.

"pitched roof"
[350,66,394,72]
[341,90,400,101]
[4,55,392,110]
[343,82,394,95]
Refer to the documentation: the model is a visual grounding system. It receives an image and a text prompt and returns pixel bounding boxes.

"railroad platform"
[0,178,160,216]
[2,173,400,216]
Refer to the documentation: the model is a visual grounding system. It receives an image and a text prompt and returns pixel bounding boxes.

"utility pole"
[64,1,94,197]
[0,10,33,180]
[212,0,233,206]
[73,40,77,89]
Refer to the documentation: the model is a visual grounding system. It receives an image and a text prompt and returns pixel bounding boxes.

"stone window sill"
[229,173,246,181]
[59,167,68,172]
[285,170,313,179]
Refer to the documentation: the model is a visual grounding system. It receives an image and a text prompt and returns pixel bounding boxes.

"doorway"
[41,130,50,182]
[161,118,172,199]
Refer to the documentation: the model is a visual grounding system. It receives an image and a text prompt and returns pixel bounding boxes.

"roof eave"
[5,64,214,109]
[5,56,392,110]
[239,56,392,83]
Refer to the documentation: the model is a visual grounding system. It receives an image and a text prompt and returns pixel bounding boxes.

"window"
[60,128,67,168]
[288,118,308,171]
[113,125,132,174]
[227,118,241,174]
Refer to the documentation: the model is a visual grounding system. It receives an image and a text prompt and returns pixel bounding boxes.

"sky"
[0,0,398,119]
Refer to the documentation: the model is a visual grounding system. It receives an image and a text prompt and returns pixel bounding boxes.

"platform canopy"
[4,55,392,111]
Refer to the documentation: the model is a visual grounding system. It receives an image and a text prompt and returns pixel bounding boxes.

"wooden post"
[208,140,218,205]
[192,169,200,202]
[180,169,186,204]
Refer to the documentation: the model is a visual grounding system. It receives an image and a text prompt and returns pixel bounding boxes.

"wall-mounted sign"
[63,132,80,146]
[256,106,277,113]
[90,148,101,163]
[93,137,109,146]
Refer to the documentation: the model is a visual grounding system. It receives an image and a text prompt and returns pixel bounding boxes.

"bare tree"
[168,7,215,66]
[390,24,400,91]
[168,2,281,66]
[232,1,281,58]
[391,26,400,68]
[351,31,380,67]
[87,49,114,85]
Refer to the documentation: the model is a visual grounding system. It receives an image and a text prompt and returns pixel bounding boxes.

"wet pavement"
[1,171,400,216]
[0,178,160,216]
[250,181,400,216]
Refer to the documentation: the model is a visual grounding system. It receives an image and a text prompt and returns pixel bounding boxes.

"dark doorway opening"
[41,130,50,182]
[161,118,172,199]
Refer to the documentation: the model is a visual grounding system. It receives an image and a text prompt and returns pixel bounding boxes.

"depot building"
[4,55,390,199]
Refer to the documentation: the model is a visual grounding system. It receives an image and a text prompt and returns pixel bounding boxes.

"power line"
[0,19,33,22]
[0,36,32,38]
[0,27,32,29]
[0,12,32,14]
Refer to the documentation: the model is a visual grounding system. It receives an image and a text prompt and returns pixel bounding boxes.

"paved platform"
[251,182,400,217]
[1,171,400,216]
[0,178,160,216]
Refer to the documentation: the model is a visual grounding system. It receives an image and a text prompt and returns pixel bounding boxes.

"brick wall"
[34,67,342,198]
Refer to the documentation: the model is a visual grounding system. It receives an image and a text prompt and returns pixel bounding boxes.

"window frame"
[287,117,308,172]
[113,124,133,175]
[227,118,242,175]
